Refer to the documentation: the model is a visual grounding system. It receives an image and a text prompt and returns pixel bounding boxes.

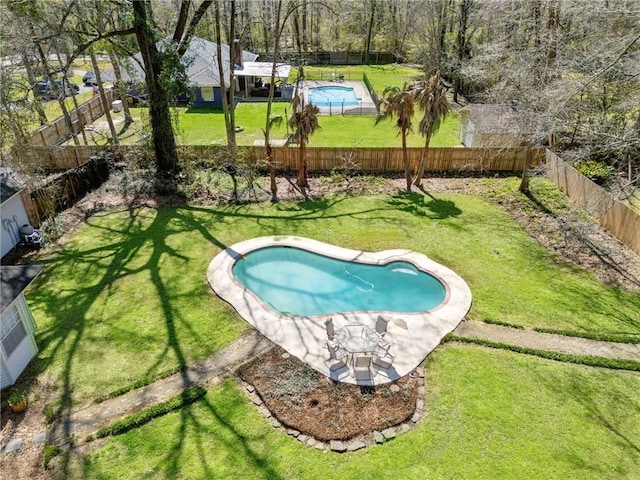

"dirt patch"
[0,376,60,480]
[238,347,420,441]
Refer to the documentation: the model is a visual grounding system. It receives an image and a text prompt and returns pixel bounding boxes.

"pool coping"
[207,236,472,385]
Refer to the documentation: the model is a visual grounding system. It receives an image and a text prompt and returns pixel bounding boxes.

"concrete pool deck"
[300,80,378,114]
[207,236,473,386]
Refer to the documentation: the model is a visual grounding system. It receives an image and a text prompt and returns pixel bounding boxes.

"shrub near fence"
[546,150,640,255]
[25,145,545,175]
[30,153,112,223]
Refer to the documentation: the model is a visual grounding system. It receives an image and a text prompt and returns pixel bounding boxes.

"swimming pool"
[232,246,446,317]
[308,86,360,107]
[208,236,472,385]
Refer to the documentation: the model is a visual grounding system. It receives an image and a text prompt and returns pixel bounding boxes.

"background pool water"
[232,246,446,317]
[308,86,360,107]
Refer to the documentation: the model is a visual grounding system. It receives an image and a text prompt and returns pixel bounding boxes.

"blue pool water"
[308,86,359,107]
[232,246,446,317]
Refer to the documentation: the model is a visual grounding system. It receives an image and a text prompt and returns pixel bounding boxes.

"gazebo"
[234,62,293,100]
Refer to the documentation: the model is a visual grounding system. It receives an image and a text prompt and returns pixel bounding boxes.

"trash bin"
[112,100,123,113]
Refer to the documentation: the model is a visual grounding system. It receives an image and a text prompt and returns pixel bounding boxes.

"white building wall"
[1,192,30,258]
[0,295,38,389]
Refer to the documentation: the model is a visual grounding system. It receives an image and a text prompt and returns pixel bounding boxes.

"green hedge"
[532,327,640,344]
[444,335,640,371]
[96,386,207,438]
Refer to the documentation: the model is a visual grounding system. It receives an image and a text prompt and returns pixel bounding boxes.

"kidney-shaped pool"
[208,236,472,385]
[233,246,447,317]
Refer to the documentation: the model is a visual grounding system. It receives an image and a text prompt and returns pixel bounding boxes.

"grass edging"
[443,334,640,371]
[94,366,184,404]
[482,319,525,330]
[531,327,640,344]
[95,386,206,439]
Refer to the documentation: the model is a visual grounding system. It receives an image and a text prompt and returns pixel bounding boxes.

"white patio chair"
[325,317,335,341]
[325,342,349,375]
[373,349,394,370]
[352,355,373,381]
[375,315,389,337]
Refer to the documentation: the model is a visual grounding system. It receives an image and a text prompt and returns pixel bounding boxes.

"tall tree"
[288,93,320,188]
[132,0,178,176]
[412,71,450,188]
[376,83,415,192]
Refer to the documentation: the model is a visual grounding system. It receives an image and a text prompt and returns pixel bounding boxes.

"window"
[1,306,27,357]
[201,86,214,102]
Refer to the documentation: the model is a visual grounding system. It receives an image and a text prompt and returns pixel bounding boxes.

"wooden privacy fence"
[258,51,400,65]
[25,145,545,174]
[27,90,115,146]
[546,150,640,255]
[30,153,112,223]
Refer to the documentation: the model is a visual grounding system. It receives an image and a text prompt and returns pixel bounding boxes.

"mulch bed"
[238,346,420,441]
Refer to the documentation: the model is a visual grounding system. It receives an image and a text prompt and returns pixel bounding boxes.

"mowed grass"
[296,64,426,91]
[64,345,640,479]
[28,180,640,405]
[173,103,461,147]
[84,63,460,147]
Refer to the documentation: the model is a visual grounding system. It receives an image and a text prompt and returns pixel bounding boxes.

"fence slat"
[546,150,640,255]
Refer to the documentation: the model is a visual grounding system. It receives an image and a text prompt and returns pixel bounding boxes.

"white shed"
[1,265,43,389]
[1,169,36,259]
[459,104,529,147]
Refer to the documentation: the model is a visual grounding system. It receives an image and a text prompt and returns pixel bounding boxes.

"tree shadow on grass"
[385,191,463,220]
[535,366,640,475]
[30,204,232,477]
[154,389,283,480]
[27,195,455,476]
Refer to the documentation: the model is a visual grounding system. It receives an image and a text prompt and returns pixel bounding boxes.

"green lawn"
[26,178,640,478]
[295,64,426,91]
[69,63,460,147]
[173,103,461,147]
[28,179,640,406]
[64,345,640,479]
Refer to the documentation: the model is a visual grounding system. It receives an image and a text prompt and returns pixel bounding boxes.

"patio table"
[335,324,380,354]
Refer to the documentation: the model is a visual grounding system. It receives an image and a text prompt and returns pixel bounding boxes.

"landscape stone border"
[236,365,427,452]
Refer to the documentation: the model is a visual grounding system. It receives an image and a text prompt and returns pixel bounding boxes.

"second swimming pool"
[308,86,360,107]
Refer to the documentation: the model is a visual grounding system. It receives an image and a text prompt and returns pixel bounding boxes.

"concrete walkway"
[46,321,639,446]
[452,320,640,361]
[49,330,273,445]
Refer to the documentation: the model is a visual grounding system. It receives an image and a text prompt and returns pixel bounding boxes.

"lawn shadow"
[535,367,640,474]
[29,203,231,477]
[154,391,283,480]
[385,191,463,220]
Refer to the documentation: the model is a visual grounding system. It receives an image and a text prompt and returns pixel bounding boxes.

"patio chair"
[375,315,389,337]
[352,355,373,381]
[326,341,347,361]
[325,317,335,341]
[373,349,394,370]
[372,352,393,370]
[375,338,391,356]
[325,342,349,374]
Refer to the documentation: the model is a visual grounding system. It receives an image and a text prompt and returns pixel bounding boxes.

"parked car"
[33,81,56,100]
[54,79,80,96]
[82,71,97,85]
[125,84,148,105]
[33,79,79,99]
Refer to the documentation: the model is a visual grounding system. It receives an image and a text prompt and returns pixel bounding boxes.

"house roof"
[461,103,524,134]
[101,37,258,87]
[1,265,44,314]
[0,168,23,204]
[234,62,291,80]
